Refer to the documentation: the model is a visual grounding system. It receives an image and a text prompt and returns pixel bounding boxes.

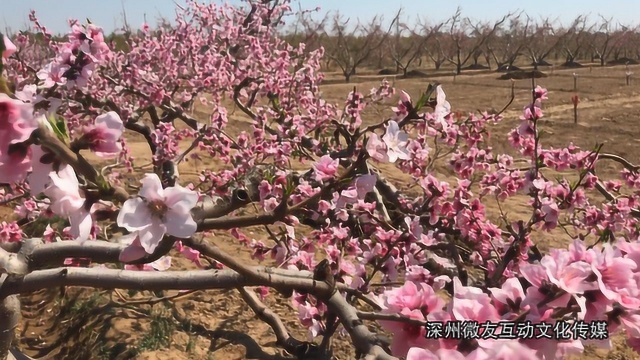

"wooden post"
[571,94,580,124]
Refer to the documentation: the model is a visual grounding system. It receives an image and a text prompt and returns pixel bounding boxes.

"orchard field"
[3,1,640,360]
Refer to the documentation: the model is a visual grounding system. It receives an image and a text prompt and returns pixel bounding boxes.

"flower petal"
[164,184,198,213]
[69,208,92,242]
[95,111,124,132]
[119,243,148,262]
[151,256,172,271]
[139,173,164,201]
[164,208,197,238]
[2,36,16,59]
[117,197,152,230]
[138,219,166,254]
[386,120,400,135]
[49,165,79,193]
[28,146,53,194]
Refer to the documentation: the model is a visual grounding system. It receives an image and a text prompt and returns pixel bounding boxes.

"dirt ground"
[10,63,640,359]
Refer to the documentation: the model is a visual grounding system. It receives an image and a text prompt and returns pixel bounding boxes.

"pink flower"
[366,133,389,162]
[377,281,446,356]
[68,23,109,62]
[297,303,324,340]
[382,120,410,163]
[534,86,548,100]
[336,187,358,209]
[43,165,92,242]
[42,224,56,242]
[381,281,431,311]
[0,95,39,183]
[540,252,599,295]
[2,36,16,59]
[117,173,198,254]
[381,308,432,357]
[399,90,411,104]
[392,91,413,118]
[313,155,338,181]
[469,340,540,360]
[0,221,21,243]
[79,111,124,157]
[521,106,543,120]
[406,347,466,360]
[489,277,527,317]
[590,244,638,305]
[520,250,599,320]
[0,142,32,184]
[406,348,438,360]
[540,198,559,230]
[175,240,203,267]
[451,277,500,323]
[37,62,70,88]
[355,174,377,197]
[255,286,269,301]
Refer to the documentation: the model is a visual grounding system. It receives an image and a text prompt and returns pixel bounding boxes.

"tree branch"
[237,287,319,358]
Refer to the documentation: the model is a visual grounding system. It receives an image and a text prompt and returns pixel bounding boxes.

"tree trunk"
[0,295,20,360]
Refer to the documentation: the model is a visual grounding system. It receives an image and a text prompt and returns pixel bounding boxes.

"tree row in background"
[6,7,639,83]
[284,8,640,81]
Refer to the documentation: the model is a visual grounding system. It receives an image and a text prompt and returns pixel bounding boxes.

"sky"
[2,0,640,35]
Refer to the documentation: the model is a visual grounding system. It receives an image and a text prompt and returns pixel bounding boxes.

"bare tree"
[389,11,443,77]
[558,15,594,66]
[281,4,328,53]
[444,9,509,74]
[487,13,529,70]
[590,16,634,66]
[324,11,398,82]
[525,16,570,69]
[616,30,640,61]
[423,30,450,71]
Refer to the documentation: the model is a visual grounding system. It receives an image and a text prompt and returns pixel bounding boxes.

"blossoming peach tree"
[0,1,639,360]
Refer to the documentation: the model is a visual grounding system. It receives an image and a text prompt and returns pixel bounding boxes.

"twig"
[114,289,197,306]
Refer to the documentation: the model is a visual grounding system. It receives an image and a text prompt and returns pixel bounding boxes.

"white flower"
[381,120,410,163]
[43,165,92,242]
[434,85,451,130]
[117,173,198,254]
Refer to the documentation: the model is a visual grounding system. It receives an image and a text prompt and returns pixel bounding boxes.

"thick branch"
[28,239,123,269]
[0,268,252,297]
[0,243,31,359]
[325,293,396,360]
[238,287,318,358]
[0,296,20,360]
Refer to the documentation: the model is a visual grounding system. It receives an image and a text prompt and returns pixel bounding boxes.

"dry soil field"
[10,63,640,360]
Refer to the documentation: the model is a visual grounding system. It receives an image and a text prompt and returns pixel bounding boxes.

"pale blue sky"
[2,0,640,35]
